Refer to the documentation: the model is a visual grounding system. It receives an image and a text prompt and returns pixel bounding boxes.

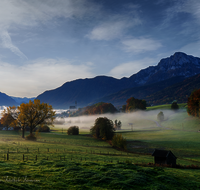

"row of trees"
[82,102,118,115]
[1,100,55,139]
[121,97,146,112]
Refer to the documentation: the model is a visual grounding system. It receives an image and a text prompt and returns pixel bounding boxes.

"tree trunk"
[22,127,25,138]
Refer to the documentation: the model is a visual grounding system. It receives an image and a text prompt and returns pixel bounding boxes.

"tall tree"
[2,100,55,138]
[18,100,56,135]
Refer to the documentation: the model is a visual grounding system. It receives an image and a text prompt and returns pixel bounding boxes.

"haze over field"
[0,0,199,97]
[55,109,186,130]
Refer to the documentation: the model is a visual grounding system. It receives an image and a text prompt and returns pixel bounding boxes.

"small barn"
[152,149,177,167]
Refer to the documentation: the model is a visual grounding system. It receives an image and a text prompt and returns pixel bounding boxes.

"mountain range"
[36,52,200,108]
[1,52,200,108]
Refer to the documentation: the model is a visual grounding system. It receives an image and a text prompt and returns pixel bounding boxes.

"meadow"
[0,104,200,189]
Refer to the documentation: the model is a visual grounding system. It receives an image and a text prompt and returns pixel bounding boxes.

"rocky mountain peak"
[158,52,200,69]
[130,52,200,85]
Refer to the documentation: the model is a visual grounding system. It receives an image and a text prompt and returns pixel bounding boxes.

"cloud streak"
[121,38,162,53]
[0,31,28,60]
[87,15,141,41]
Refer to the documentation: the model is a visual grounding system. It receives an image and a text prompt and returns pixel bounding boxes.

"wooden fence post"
[7,153,9,161]
[36,155,37,161]
[23,154,24,161]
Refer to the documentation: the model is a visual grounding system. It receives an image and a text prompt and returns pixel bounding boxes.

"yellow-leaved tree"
[18,100,56,138]
[2,100,55,139]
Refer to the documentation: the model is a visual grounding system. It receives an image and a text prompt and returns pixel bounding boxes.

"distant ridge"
[0,92,17,106]
[36,52,200,108]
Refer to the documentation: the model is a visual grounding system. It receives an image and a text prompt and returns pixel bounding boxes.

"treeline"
[82,102,118,115]
[121,97,146,112]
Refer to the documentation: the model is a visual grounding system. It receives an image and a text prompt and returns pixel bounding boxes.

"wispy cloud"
[121,38,162,54]
[0,31,28,60]
[109,58,157,78]
[87,16,141,41]
[0,58,94,97]
[0,0,99,29]
[86,4,141,41]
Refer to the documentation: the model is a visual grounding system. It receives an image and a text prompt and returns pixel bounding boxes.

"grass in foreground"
[0,160,200,190]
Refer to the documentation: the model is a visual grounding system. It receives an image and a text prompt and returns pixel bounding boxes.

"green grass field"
[1,104,200,189]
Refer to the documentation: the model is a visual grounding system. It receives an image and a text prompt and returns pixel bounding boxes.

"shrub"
[90,117,115,140]
[157,111,164,121]
[171,101,179,110]
[67,126,79,135]
[25,133,37,141]
[112,134,127,150]
[34,125,50,132]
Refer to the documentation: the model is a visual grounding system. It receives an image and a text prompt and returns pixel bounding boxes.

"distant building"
[152,149,177,167]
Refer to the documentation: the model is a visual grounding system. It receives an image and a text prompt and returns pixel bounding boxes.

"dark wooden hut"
[152,149,177,167]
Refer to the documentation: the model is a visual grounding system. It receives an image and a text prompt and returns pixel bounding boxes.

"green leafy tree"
[67,126,79,135]
[90,117,115,140]
[157,111,164,121]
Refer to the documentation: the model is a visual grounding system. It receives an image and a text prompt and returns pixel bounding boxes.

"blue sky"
[0,0,200,97]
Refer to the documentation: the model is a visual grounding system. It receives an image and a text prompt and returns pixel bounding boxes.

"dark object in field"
[152,149,177,167]
[67,126,79,135]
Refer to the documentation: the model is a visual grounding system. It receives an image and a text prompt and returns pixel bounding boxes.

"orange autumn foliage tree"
[1,106,19,130]
[2,100,55,138]
[18,99,56,136]
[187,89,200,117]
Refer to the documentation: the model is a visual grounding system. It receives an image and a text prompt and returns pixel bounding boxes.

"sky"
[0,0,200,98]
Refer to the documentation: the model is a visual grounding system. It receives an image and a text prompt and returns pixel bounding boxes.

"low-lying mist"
[55,109,186,130]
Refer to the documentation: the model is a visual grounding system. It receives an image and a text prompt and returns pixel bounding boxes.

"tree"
[18,100,55,136]
[125,97,146,112]
[2,106,29,138]
[1,113,15,130]
[83,102,118,115]
[114,119,122,130]
[187,89,200,117]
[2,100,55,138]
[171,101,179,110]
[157,111,164,121]
[67,126,79,135]
[90,117,115,140]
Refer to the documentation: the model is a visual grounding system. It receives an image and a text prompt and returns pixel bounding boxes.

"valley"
[0,104,200,189]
